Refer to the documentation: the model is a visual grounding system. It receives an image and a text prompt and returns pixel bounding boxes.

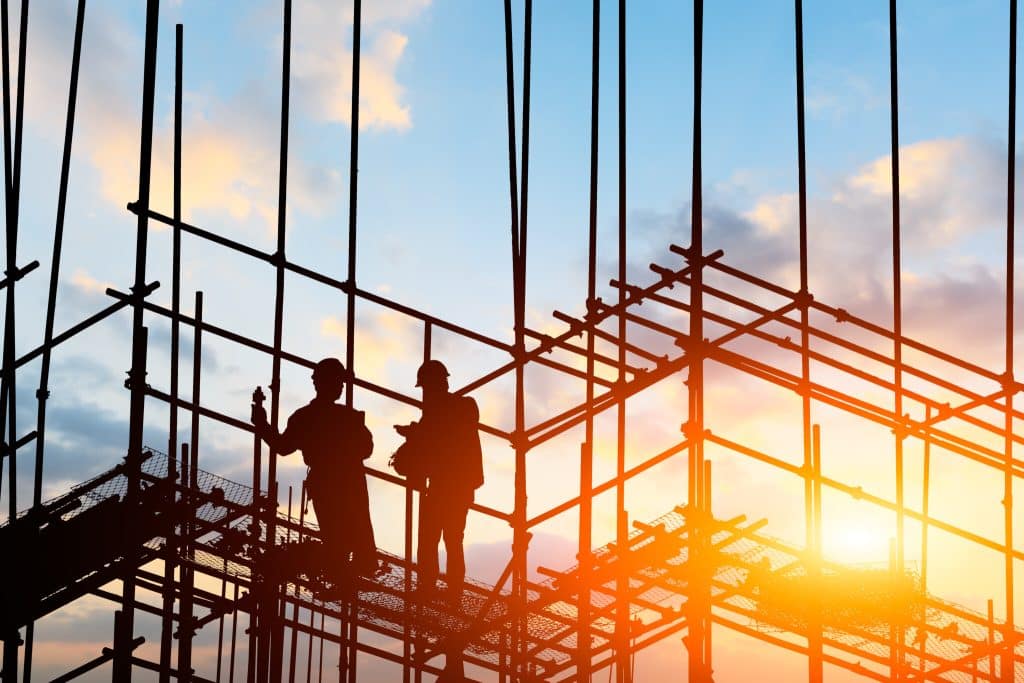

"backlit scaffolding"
[1,0,1022,681]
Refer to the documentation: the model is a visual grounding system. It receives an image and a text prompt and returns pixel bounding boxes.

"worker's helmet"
[313,357,349,385]
[415,359,449,388]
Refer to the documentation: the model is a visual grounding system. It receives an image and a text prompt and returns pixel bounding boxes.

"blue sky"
[5,1,1024,680]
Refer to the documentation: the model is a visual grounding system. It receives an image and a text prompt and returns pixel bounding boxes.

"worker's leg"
[347,475,378,576]
[350,506,377,575]
[441,489,472,588]
[310,492,350,577]
[417,491,443,589]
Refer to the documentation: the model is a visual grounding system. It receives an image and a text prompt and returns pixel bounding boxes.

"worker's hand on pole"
[251,386,268,431]
[394,422,418,438]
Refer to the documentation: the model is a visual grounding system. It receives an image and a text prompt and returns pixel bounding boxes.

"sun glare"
[823,523,892,566]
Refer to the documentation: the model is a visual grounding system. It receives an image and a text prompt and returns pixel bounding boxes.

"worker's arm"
[252,407,301,456]
[464,396,480,427]
[355,409,373,460]
[462,396,484,489]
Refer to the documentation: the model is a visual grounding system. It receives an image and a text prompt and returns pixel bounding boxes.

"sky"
[3,0,1024,680]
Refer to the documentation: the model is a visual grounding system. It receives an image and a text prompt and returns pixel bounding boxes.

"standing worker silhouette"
[252,358,377,580]
[397,360,483,596]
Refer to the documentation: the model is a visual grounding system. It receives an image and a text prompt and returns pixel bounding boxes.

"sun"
[822,522,893,566]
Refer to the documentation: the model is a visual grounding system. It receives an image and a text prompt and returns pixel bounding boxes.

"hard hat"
[416,359,449,387]
[313,357,348,383]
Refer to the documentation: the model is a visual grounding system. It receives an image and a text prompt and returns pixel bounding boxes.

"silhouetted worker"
[252,358,377,579]
[397,360,483,596]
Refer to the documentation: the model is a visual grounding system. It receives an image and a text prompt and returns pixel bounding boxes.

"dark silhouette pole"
[113,1,159,680]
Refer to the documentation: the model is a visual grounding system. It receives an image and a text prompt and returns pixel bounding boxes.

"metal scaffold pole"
[0,2,30,675]
[159,22,184,682]
[685,0,710,680]
[501,0,529,678]
[614,0,632,679]
[25,0,83,678]
[113,1,159,680]
[793,2,822,680]
[1004,2,1018,679]
[6,3,1024,682]
[579,0,595,669]
[888,2,907,676]
[178,291,203,682]
[343,0,361,680]
[262,0,293,679]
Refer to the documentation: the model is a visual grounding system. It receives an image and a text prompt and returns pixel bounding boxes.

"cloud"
[88,81,343,234]
[20,2,394,230]
[634,136,1013,329]
[806,67,883,122]
[69,269,114,296]
[291,0,431,131]
[320,308,421,383]
[839,136,1006,247]
[463,531,577,584]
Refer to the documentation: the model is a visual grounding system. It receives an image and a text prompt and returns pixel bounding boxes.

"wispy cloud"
[807,67,884,121]
[23,4,277,227]
[292,0,431,131]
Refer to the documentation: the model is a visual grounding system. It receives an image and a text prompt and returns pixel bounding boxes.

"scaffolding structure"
[1,0,1023,682]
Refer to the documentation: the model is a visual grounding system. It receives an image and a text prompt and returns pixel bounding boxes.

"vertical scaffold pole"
[26,1,82,678]
[229,580,239,683]
[1004,2,1018,679]
[582,0,600,678]
[34,0,84,512]
[888,1,906,677]
[919,406,930,677]
[265,1,293,679]
[248,411,261,683]
[404,323,430,682]
[113,2,159,680]
[0,0,29,531]
[178,291,203,682]
[343,1,362,680]
[0,0,27,673]
[0,23,31,679]
[160,22,184,682]
[686,0,709,680]
[793,2,821,681]
[501,0,527,677]
[217,556,228,683]
[518,0,533,671]
[615,0,631,680]
[287,484,307,683]
[585,0,598,675]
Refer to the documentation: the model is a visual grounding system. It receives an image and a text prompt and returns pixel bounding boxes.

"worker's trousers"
[308,470,377,577]
[417,487,473,588]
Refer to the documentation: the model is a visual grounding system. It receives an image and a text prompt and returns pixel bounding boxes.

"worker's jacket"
[418,393,484,496]
[279,399,373,501]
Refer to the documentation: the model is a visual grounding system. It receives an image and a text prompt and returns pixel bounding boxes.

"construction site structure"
[1,0,1022,681]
